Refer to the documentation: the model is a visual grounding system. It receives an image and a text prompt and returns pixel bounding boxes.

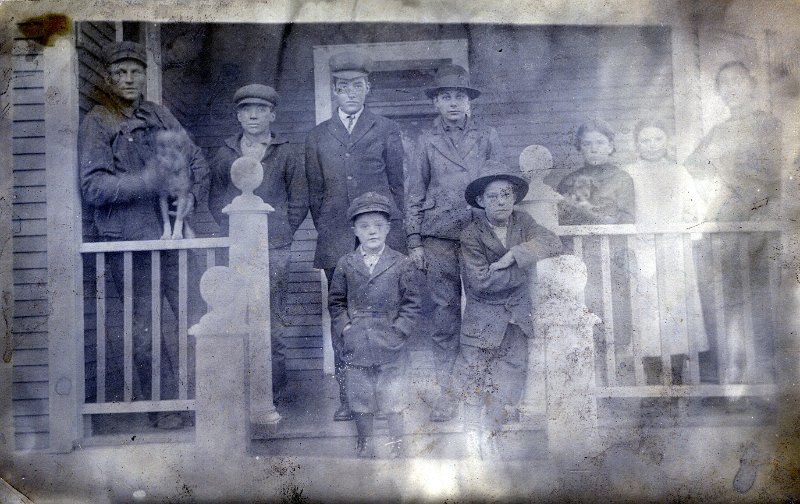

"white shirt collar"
[338,107,364,128]
[359,243,385,258]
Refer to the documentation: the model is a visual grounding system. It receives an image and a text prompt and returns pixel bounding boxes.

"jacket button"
[345,153,351,157]
[347,176,353,180]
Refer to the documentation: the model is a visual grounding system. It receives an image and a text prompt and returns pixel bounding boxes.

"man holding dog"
[79,41,208,428]
[209,84,308,404]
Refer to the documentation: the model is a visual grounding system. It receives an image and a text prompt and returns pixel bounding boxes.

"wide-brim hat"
[233,84,279,108]
[329,50,372,80]
[465,160,529,209]
[347,191,392,221]
[105,41,147,67]
[424,64,481,99]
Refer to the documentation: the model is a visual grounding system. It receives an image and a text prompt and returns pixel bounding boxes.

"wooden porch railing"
[79,237,229,421]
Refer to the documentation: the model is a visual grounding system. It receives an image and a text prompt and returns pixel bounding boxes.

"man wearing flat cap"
[405,64,503,422]
[79,41,209,428]
[209,83,308,403]
[306,50,407,421]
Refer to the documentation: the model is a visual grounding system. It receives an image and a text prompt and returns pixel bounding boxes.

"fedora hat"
[465,160,529,209]
[424,64,481,99]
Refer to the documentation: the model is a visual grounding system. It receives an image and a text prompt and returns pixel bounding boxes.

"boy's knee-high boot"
[353,413,375,458]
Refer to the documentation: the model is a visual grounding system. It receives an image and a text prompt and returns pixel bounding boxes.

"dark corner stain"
[17,14,70,47]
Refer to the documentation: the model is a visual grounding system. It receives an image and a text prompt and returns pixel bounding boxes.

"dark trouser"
[422,237,462,399]
[454,324,527,433]
[104,249,201,402]
[325,267,348,408]
[269,245,292,397]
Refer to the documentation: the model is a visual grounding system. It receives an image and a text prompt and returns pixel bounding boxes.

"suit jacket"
[208,133,308,248]
[305,109,406,269]
[328,247,422,366]
[460,210,563,348]
[405,116,502,248]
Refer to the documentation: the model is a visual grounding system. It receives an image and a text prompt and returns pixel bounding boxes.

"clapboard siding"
[11,41,49,450]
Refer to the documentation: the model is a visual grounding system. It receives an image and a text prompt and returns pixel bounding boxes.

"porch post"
[223,157,281,427]
[44,33,83,453]
[190,266,250,453]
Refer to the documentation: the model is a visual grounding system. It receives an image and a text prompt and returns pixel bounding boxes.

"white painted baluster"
[151,251,161,401]
[739,234,756,384]
[95,253,106,403]
[711,234,729,384]
[683,234,700,384]
[178,249,188,400]
[599,236,617,386]
[123,251,133,402]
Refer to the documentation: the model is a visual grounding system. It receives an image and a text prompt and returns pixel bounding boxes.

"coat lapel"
[456,122,481,161]
[345,251,371,279]
[368,247,400,280]
[325,117,351,147]
[348,111,376,146]
[476,217,509,259]
[430,130,467,169]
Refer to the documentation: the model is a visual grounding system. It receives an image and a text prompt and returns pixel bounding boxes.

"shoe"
[388,437,404,459]
[465,431,482,460]
[334,404,354,422]
[356,437,375,459]
[429,399,457,423]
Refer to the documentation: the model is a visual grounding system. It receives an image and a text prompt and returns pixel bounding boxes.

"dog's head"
[154,129,192,174]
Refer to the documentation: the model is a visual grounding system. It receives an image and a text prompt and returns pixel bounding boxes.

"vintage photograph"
[1,0,799,502]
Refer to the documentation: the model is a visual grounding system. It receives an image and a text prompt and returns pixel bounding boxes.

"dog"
[150,129,196,240]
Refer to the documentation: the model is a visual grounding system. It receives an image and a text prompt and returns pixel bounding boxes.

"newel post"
[189,267,250,453]
[223,157,280,427]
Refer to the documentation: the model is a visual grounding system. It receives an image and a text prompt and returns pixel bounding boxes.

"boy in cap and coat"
[306,50,407,421]
[456,160,562,459]
[209,84,308,403]
[405,64,504,422]
[79,41,209,428]
[328,192,423,458]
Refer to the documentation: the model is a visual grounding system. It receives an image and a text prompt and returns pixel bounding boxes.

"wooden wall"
[11,37,49,451]
[160,23,675,373]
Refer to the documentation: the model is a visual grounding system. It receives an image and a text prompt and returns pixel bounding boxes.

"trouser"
[454,324,528,433]
[345,353,408,414]
[269,245,292,396]
[325,267,348,407]
[422,237,462,397]
[104,248,201,402]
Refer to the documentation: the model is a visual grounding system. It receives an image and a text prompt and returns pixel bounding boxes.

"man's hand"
[488,251,516,272]
[409,246,426,271]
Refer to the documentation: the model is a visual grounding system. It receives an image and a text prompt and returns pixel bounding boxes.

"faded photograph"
[2,1,800,502]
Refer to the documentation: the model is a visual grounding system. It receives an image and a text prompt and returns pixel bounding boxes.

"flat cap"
[348,192,392,221]
[233,84,279,107]
[105,41,147,67]
[329,51,372,80]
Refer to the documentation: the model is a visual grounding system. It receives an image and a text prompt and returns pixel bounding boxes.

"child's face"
[334,77,370,115]
[352,212,390,253]
[237,104,275,136]
[580,130,614,166]
[717,66,753,111]
[636,126,668,162]
[477,180,516,226]
[433,89,470,124]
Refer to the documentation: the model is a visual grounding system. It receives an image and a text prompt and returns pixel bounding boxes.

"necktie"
[346,114,355,134]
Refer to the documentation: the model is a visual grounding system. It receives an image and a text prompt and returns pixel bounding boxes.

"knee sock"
[353,413,374,440]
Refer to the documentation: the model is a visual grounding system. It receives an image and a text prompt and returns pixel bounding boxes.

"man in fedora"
[306,50,406,421]
[456,160,562,458]
[209,83,308,404]
[405,64,503,422]
[79,41,209,428]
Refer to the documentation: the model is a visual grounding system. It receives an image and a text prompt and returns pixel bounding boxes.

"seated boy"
[456,160,563,459]
[328,192,423,458]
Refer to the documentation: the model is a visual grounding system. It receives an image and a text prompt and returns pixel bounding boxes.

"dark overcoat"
[305,109,406,269]
[459,210,563,349]
[328,247,422,367]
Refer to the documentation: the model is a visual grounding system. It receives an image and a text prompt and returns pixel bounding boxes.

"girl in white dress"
[624,118,709,386]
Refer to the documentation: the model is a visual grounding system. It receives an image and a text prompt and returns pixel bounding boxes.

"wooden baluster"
[654,234,672,386]
[123,251,133,402]
[151,250,161,401]
[599,236,617,386]
[205,249,217,313]
[95,253,106,403]
[178,249,188,400]
[683,234,700,384]
[739,234,756,384]
[711,234,729,384]
[626,234,645,386]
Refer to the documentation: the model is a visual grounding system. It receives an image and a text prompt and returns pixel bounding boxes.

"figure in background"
[79,41,209,429]
[556,118,634,386]
[209,84,308,404]
[328,193,423,458]
[623,118,709,391]
[456,161,562,459]
[405,64,503,422]
[686,61,783,385]
[306,51,406,421]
